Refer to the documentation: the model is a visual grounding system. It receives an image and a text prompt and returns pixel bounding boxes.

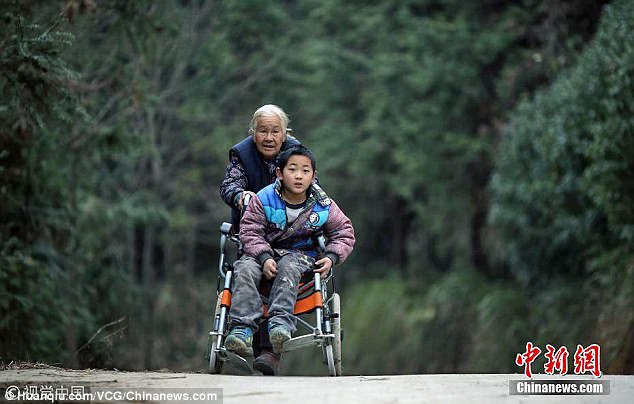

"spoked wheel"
[323,292,343,376]
[331,293,343,375]
[324,344,337,376]
[208,291,223,374]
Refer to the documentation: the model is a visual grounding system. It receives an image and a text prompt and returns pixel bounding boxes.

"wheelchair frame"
[207,221,343,376]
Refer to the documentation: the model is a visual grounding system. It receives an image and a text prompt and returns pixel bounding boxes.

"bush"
[489,0,634,373]
[490,0,634,284]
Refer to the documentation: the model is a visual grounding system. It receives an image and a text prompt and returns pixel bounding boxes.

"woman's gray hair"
[248,104,290,135]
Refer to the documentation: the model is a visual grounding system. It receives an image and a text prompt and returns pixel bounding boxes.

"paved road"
[1,368,631,403]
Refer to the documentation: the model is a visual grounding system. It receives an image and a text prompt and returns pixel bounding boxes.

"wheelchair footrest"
[281,333,334,353]
[216,348,254,375]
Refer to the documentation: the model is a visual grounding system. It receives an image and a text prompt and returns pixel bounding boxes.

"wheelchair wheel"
[331,293,343,375]
[323,292,342,377]
[324,344,337,376]
[208,291,223,374]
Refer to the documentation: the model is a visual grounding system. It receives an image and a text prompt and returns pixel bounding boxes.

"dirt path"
[1,367,631,403]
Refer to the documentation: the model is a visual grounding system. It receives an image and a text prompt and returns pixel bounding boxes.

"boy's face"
[254,115,285,160]
[276,155,315,198]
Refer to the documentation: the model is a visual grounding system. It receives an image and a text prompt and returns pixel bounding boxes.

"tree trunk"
[141,225,156,369]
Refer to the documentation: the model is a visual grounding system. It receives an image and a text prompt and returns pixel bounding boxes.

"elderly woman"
[220,104,300,228]
[218,104,301,376]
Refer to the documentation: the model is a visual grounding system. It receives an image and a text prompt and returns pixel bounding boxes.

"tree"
[490,0,634,373]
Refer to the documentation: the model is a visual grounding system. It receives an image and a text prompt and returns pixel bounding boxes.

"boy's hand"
[263,258,278,279]
[314,257,333,278]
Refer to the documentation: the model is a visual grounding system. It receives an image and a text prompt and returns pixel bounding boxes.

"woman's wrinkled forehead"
[256,115,282,128]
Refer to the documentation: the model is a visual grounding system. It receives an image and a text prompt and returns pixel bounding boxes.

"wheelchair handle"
[241,193,252,217]
[220,222,232,234]
[218,222,234,279]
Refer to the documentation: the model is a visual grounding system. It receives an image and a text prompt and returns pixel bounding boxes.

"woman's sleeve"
[219,155,248,209]
[239,196,274,264]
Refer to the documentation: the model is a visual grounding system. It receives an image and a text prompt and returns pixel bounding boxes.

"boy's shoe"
[225,327,254,357]
[268,323,291,354]
[253,350,281,376]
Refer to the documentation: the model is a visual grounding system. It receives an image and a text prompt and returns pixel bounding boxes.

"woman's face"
[254,115,285,160]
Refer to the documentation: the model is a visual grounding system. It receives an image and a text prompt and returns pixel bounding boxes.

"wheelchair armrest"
[322,265,335,284]
[316,234,326,251]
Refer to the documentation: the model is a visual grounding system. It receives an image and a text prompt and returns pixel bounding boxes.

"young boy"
[225,145,355,369]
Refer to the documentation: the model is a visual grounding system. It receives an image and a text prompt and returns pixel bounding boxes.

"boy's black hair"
[275,144,316,171]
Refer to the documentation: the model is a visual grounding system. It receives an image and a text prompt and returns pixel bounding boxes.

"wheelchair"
[206,203,343,376]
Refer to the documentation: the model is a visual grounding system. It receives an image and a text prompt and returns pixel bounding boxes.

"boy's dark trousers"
[252,273,280,373]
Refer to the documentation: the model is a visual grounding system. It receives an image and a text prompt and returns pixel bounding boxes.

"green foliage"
[343,278,427,374]
[289,273,531,375]
[277,0,603,278]
[466,285,529,372]
[489,0,634,373]
[490,0,634,283]
[1,2,153,366]
[1,7,82,363]
[592,252,634,373]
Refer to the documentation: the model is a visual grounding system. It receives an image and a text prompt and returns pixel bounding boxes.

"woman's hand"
[238,191,257,210]
[313,257,333,278]
[263,258,278,279]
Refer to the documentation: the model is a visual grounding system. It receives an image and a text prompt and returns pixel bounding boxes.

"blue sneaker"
[225,327,254,357]
[268,323,291,353]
